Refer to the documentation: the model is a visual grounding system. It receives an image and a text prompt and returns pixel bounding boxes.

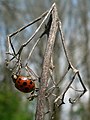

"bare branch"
[35,3,58,120]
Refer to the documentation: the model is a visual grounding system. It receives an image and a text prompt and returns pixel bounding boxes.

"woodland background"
[0,0,90,120]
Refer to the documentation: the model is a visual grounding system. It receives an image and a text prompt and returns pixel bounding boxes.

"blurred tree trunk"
[79,0,90,119]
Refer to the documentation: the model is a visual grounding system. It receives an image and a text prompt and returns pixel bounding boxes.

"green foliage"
[0,82,34,120]
[73,103,88,120]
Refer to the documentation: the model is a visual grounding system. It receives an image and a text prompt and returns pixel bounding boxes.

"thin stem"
[9,6,53,61]
[58,21,70,65]
[26,38,40,65]
[8,10,48,38]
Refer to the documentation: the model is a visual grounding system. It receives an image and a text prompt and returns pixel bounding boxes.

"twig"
[35,3,58,120]
[7,10,50,61]
[7,10,48,56]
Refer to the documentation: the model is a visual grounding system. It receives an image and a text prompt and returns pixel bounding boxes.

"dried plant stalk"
[35,3,58,120]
